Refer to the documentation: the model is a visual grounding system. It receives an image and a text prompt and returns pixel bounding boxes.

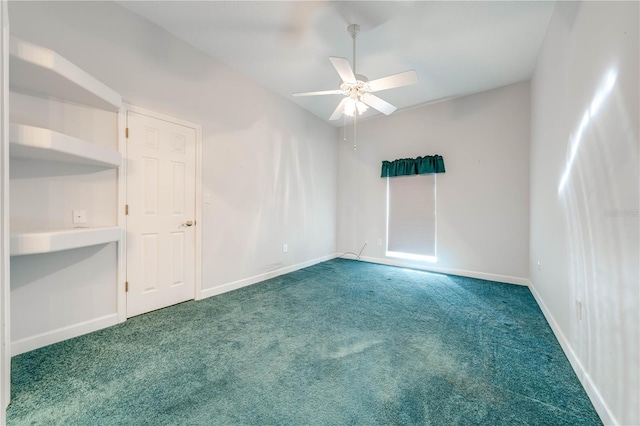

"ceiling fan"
[293,24,418,121]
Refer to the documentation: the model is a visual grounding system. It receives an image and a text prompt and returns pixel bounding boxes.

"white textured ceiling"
[118,1,555,125]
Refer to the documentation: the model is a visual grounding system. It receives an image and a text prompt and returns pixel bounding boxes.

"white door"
[126,111,196,318]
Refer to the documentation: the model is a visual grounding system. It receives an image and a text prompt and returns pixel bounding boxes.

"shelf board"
[9,36,121,111]
[10,226,122,256]
[10,123,122,167]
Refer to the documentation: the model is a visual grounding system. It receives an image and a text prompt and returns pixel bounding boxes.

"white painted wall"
[8,91,120,354]
[337,82,530,284]
[529,2,639,425]
[11,245,118,348]
[8,0,336,303]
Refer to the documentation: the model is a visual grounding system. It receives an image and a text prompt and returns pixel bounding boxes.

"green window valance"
[381,155,445,178]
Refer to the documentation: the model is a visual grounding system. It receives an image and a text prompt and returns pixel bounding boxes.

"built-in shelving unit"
[10,227,122,256]
[9,123,122,167]
[9,35,122,257]
[9,36,121,111]
[9,35,124,354]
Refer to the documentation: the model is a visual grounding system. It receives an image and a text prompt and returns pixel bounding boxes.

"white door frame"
[119,104,203,321]
[1,0,11,418]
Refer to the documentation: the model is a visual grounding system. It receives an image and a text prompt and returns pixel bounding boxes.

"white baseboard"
[528,281,615,425]
[356,255,529,286]
[11,313,118,357]
[199,253,338,300]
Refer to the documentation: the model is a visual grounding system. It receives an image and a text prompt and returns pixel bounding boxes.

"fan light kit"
[293,24,418,149]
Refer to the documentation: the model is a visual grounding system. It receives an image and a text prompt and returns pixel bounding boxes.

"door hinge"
[125,127,129,138]
[125,204,129,215]
[125,281,129,292]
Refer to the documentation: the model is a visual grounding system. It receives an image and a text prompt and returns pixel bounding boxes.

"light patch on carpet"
[324,338,384,359]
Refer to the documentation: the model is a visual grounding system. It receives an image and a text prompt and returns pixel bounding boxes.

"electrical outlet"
[283,243,288,253]
[204,193,212,204]
[537,261,541,271]
[72,210,86,224]
[377,238,383,246]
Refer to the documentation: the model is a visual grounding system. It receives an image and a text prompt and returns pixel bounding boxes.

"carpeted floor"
[7,259,601,425]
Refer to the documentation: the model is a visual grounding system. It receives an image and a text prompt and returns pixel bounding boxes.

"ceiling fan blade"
[329,57,356,84]
[368,70,418,92]
[329,97,350,120]
[293,89,343,97]
[361,93,397,115]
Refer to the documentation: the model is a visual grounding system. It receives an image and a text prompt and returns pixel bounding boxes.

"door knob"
[183,220,194,227]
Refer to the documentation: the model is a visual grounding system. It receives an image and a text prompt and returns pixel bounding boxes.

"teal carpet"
[8,259,601,425]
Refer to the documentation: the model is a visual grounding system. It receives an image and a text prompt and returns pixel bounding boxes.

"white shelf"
[9,123,122,167]
[10,226,122,256]
[9,36,121,111]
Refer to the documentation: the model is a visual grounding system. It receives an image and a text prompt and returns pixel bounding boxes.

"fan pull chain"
[343,114,347,141]
[353,115,357,150]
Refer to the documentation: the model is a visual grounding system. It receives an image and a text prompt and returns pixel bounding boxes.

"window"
[386,174,437,262]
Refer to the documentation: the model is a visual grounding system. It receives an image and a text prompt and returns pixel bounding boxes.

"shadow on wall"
[207,115,318,277]
[9,158,110,179]
[10,244,109,291]
[20,1,214,82]
[8,1,271,132]
[446,85,507,120]
[247,122,317,275]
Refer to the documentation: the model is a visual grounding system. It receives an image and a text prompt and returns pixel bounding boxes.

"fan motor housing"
[340,74,371,97]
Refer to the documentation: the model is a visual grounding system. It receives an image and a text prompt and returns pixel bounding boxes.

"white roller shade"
[387,174,436,258]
